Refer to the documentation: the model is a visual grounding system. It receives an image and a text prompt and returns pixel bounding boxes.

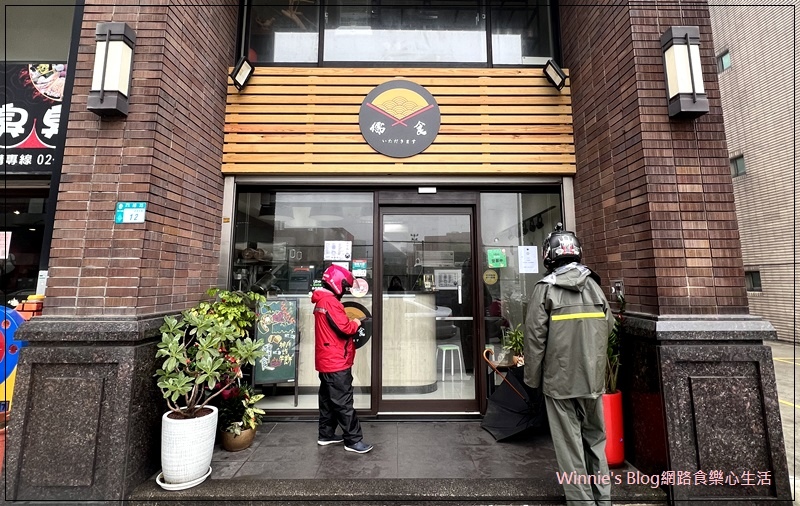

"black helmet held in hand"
[542,222,582,271]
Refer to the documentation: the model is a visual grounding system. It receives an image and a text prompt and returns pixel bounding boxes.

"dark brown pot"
[221,428,256,452]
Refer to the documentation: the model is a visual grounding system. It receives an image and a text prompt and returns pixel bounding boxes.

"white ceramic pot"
[159,405,218,488]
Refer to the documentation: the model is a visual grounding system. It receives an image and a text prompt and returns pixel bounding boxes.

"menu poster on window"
[1,63,69,173]
[324,240,352,261]
[254,299,299,385]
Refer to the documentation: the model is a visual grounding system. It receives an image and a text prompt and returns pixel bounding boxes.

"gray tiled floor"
[210,421,560,481]
[130,420,667,504]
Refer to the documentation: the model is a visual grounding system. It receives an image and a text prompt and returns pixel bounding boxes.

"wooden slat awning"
[223,67,574,176]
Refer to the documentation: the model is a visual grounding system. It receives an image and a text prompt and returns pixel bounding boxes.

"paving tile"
[211,438,264,462]
[234,458,320,480]
[397,445,481,478]
[247,437,325,464]
[397,421,486,446]
[257,421,319,447]
[208,460,245,479]
[357,421,399,447]
[316,443,399,479]
[470,444,560,479]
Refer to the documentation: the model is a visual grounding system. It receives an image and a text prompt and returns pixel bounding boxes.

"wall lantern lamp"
[87,22,136,117]
[543,59,567,91]
[230,56,254,91]
[660,26,709,119]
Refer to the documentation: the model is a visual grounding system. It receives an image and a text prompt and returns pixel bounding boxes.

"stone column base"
[621,314,792,505]
[6,316,165,501]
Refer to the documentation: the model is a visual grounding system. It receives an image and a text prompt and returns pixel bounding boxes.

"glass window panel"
[745,271,762,292]
[490,2,554,65]
[1,187,49,306]
[730,155,745,177]
[2,3,75,61]
[479,191,562,356]
[717,51,731,72]
[323,0,486,62]
[249,0,320,63]
[381,212,474,401]
[234,191,374,410]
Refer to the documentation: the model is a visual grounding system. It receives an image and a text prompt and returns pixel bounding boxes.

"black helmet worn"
[542,222,582,271]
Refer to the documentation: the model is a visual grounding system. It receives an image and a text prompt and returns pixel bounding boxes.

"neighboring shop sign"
[1,63,69,173]
[359,79,440,158]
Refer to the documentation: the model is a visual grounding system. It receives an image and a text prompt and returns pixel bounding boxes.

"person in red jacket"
[312,264,374,454]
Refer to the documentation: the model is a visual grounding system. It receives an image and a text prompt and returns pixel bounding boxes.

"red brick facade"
[44,1,239,317]
[560,1,748,315]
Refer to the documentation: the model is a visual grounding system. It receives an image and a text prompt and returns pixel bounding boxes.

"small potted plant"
[502,323,525,367]
[154,288,266,489]
[216,383,265,452]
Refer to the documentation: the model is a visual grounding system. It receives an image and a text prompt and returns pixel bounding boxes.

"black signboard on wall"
[1,63,69,174]
[254,299,299,385]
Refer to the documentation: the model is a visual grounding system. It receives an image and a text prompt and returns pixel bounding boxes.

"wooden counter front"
[290,293,438,392]
[381,293,438,391]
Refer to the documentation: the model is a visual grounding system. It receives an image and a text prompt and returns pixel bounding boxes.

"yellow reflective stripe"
[551,312,606,321]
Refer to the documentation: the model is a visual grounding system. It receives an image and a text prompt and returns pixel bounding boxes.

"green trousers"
[545,395,611,506]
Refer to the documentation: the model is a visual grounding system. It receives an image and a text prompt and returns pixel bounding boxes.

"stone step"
[127,477,669,505]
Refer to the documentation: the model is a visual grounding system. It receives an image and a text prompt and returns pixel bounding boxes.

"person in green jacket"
[524,223,616,506]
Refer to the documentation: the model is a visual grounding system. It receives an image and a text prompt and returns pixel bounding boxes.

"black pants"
[318,368,363,445]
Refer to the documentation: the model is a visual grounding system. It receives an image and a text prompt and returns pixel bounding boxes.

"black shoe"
[317,434,345,446]
[344,441,374,454]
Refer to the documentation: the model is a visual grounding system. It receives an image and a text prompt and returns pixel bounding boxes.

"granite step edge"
[127,477,669,504]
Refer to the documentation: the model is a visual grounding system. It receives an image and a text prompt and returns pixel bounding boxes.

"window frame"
[239,0,561,67]
[730,155,746,177]
[744,271,762,292]
[717,50,731,72]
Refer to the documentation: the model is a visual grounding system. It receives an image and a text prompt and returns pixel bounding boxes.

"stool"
[437,343,464,381]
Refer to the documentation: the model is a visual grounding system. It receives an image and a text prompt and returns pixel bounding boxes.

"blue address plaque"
[114,202,147,224]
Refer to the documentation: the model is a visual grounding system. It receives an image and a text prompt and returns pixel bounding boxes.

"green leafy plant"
[606,294,626,394]
[216,383,265,435]
[155,289,267,418]
[197,288,266,338]
[503,323,525,357]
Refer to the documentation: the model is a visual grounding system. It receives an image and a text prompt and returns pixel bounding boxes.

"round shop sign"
[359,80,440,158]
[483,269,499,285]
[343,302,372,349]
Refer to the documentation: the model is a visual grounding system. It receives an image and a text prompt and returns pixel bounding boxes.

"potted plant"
[154,289,266,490]
[502,323,525,367]
[216,383,265,452]
[603,293,625,467]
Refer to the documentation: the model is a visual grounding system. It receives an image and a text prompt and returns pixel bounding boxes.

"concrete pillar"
[560,1,791,504]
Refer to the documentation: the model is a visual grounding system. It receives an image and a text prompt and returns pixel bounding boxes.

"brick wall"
[561,0,748,315]
[709,3,796,340]
[45,0,238,317]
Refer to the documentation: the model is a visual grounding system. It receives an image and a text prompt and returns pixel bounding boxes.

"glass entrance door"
[378,207,478,413]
